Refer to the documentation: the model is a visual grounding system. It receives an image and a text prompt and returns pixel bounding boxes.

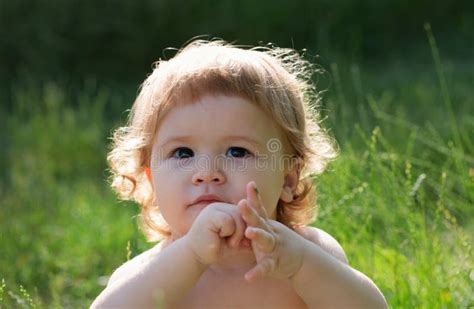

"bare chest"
[175,270,307,309]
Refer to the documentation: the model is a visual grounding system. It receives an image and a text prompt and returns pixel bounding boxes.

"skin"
[92,95,387,308]
[148,95,294,242]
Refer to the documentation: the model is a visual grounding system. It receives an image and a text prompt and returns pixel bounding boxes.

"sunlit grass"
[1,51,473,307]
[316,125,473,307]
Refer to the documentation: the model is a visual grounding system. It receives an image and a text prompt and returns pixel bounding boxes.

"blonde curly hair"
[107,39,338,242]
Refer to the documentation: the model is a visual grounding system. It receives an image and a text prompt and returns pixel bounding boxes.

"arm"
[91,236,207,308]
[238,182,387,308]
[91,203,246,308]
[290,228,387,308]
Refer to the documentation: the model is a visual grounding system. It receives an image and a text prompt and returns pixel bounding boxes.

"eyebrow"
[157,135,265,150]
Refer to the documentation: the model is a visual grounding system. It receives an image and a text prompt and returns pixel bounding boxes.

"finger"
[227,201,247,247]
[247,181,268,219]
[209,203,246,246]
[239,199,266,229]
[245,227,276,253]
[241,238,251,248]
[212,211,236,238]
[244,258,276,282]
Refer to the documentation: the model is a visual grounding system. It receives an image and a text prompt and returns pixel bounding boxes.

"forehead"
[155,95,282,148]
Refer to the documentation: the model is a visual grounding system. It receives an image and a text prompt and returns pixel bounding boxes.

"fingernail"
[254,185,259,194]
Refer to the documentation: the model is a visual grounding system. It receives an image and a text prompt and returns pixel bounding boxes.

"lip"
[189,194,223,206]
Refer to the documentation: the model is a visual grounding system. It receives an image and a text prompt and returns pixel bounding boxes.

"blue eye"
[226,147,251,158]
[170,147,194,159]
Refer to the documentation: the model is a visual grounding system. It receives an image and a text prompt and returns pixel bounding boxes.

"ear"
[144,166,154,189]
[279,157,301,203]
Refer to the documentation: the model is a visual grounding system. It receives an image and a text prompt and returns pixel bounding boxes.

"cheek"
[151,167,183,210]
[251,171,285,214]
[151,170,194,236]
[151,159,186,189]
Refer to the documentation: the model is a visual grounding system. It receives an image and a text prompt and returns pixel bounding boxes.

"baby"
[92,40,387,308]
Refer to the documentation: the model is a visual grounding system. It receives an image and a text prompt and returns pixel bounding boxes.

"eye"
[226,147,252,158]
[169,147,194,159]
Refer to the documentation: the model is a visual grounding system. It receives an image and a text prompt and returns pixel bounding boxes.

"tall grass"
[0,82,147,307]
[1,54,473,307]
[316,126,473,306]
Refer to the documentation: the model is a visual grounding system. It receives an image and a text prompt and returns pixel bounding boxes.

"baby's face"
[150,95,292,239]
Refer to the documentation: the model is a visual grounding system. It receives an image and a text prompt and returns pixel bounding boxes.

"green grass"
[1,49,473,307]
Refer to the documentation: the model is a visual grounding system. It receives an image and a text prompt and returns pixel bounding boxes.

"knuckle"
[271,234,277,247]
[212,211,228,225]
[221,213,233,225]
[273,234,280,247]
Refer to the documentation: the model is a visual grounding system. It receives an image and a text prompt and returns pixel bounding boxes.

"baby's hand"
[185,202,247,266]
[238,181,306,282]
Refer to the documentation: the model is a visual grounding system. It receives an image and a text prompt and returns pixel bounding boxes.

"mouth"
[189,200,221,207]
[189,194,223,207]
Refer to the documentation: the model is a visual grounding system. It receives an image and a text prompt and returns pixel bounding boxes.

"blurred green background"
[1,1,473,307]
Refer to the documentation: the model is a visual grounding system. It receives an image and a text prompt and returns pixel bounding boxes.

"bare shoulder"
[107,239,170,286]
[296,226,349,265]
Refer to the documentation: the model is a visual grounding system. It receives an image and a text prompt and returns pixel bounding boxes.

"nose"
[192,170,225,185]
[191,162,226,185]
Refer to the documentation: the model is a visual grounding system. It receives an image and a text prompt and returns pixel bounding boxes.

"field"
[1,34,473,307]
